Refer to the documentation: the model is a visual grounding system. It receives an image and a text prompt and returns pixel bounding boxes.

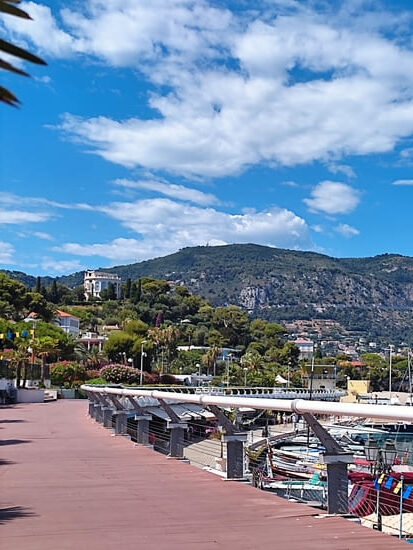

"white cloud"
[55,238,145,262]
[33,231,54,240]
[327,164,356,179]
[0,242,15,264]
[281,180,299,188]
[334,223,360,237]
[4,2,413,178]
[0,209,50,224]
[40,258,84,274]
[113,179,220,206]
[311,225,323,233]
[392,179,413,186]
[58,198,312,262]
[2,1,74,57]
[304,181,361,215]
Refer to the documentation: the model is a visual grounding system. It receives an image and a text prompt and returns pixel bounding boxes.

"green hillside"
[3,244,413,341]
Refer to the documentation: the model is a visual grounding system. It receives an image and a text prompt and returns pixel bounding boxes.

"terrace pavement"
[0,400,407,549]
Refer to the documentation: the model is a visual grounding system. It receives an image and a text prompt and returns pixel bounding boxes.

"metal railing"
[82,385,413,423]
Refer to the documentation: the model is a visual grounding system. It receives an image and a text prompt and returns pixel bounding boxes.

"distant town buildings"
[84,270,121,301]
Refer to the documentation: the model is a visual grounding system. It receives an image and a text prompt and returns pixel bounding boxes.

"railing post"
[103,407,114,428]
[325,458,351,514]
[223,434,247,479]
[135,415,152,445]
[301,411,352,514]
[169,423,187,458]
[114,411,128,435]
[88,401,95,417]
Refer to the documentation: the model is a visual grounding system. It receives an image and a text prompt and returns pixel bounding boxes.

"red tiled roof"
[55,309,79,319]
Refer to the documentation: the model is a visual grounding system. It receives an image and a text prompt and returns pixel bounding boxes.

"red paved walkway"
[0,401,407,549]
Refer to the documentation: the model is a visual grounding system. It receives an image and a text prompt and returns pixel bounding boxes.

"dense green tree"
[212,306,249,346]
[26,291,55,321]
[103,332,135,362]
[124,319,149,337]
[124,278,132,299]
[0,273,27,319]
[35,276,41,294]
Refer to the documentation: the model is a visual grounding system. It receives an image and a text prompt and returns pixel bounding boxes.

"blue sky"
[1,0,413,276]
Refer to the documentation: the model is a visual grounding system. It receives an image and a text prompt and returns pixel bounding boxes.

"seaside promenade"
[1,400,407,549]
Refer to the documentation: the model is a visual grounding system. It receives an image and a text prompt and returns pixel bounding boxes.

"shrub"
[85,377,107,385]
[100,365,140,384]
[85,369,100,380]
[51,362,86,387]
[143,372,160,385]
[159,373,178,385]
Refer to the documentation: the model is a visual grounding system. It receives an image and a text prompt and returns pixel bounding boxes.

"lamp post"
[226,353,232,387]
[196,363,201,386]
[365,438,397,531]
[386,344,394,401]
[243,367,248,387]
[139,341,147,386]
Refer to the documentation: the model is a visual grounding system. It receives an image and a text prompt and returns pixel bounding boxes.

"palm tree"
[10,342,30,388]
[31,336,59,384]
[1,0,47,106]
[86,346,104,369]
[202,345,221,376]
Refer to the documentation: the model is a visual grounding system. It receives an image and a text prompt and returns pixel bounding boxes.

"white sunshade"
[185,403,216,419]
[145,406,170,421]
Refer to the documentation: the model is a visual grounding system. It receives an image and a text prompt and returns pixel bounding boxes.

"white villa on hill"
[84,270,121,301]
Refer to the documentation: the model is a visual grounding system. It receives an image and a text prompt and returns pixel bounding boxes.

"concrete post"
[88,401,95,417]
[169,423,187,458]
[102,407,114,428]
[94,403,104,423]
[135,415,152,445]
[223,434,247,479]
[114,411,128,435]
[324,455,352,514]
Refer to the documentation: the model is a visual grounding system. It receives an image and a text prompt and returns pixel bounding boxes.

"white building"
[54,310,80,337]
[78,332,107,352]
[84,270,121,301]
[294,338,314,360]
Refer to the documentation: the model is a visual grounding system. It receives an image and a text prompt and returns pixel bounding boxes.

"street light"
[139,341,147,386]
[196,363,201,386]
[226,353,233,387]
[365,438,397,531]
[243,367,248,387]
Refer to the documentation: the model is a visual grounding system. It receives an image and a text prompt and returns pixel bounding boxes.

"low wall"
[17,389,44,403]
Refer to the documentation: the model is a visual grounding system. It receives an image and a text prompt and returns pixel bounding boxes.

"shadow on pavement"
[0,458,15,465]
[0,506,35,524]
[0,419,27,424]
[0,439,31,446]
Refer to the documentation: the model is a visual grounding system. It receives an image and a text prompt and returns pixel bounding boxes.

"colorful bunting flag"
[30,330,35,336]
[378,474,385,485]
[403,485,413,500]
[0,333,3,339]
[7,332,13,339]
[22,330,28,337]
[15,332,20,338]
[373,477,380,490]
[385,476,394,489]
[394,481,403,494]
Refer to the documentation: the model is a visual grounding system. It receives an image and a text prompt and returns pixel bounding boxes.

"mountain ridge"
[2,244,413,341]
